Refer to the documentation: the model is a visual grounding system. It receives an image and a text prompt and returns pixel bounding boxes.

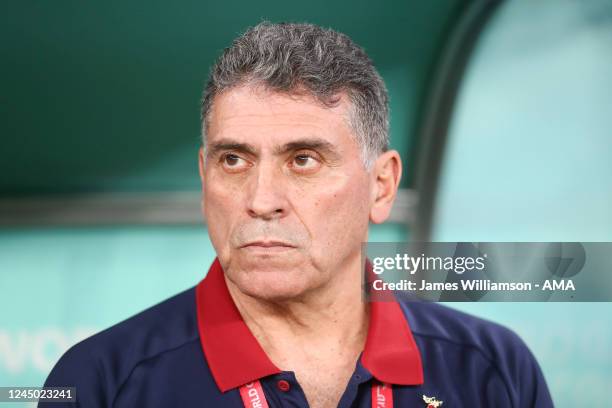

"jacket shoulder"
[399,299,553,407]
[40,286,198,407]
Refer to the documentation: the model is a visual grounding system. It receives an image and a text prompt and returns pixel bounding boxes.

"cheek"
[203,173,242,246]
[298,175,371,247]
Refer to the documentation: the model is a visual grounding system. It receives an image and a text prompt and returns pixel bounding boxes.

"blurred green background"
[1,1,611,407]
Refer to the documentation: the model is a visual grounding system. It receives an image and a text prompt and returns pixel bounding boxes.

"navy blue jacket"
[41,258,553,407]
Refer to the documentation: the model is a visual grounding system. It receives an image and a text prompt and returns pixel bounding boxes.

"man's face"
[199,85,376,300]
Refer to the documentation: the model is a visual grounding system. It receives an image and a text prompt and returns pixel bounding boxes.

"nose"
[246,163,288,220]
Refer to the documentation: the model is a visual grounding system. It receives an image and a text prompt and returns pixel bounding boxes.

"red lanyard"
[239,380,393,408]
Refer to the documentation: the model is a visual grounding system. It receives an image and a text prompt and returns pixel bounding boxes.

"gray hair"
[200,22,389,169]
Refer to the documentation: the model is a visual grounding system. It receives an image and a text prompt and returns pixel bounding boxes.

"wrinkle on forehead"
[206,84,353,142]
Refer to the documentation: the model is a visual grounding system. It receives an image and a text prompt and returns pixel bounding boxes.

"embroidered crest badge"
[423,394,443,408]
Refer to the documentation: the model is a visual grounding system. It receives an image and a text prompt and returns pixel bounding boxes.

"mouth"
[240,240,297,252]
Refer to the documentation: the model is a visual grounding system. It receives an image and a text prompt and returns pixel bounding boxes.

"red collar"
[196,258,424,392]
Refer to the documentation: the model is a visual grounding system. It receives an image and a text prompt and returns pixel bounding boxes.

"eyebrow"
[206,137,340,158]
[206,139,257,158]
[273,138,339,156]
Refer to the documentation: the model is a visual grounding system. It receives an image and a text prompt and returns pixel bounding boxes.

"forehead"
[206,85,354,145]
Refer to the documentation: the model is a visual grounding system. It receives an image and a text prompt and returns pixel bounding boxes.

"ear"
[198,146,207,216]
[369,150,402,224]
[198,146,205,183]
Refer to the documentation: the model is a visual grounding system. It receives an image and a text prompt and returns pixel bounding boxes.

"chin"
[227,265,316,302]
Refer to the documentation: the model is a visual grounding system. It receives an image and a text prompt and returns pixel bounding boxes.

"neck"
[224,255,368,370]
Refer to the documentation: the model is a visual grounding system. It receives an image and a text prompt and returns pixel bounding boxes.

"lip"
[240,240,296,250]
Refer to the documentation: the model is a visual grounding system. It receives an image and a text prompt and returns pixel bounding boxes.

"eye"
[294,154,313,166]
[290,153,321,173]
[221,153,250,172]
